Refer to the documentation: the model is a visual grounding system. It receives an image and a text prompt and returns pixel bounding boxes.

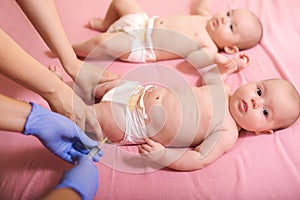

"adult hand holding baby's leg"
[67,59,120,101]
[47,63,108,141]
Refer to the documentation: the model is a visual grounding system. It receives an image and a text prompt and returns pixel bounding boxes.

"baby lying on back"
[73,0,263,66]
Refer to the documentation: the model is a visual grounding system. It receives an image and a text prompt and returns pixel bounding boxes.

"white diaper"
[107,13,157,63]
[102,81,155,144]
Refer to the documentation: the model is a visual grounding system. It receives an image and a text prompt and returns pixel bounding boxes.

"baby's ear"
[254,129,274,135]
[224,46,239,54]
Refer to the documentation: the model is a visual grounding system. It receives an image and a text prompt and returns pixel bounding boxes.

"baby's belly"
[143,86,209,147]
[149,123,209,147]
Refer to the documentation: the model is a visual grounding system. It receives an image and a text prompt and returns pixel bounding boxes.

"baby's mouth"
[213,19,219,27]
[239,100,248,113]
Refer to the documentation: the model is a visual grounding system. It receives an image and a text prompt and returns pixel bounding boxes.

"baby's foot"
[89,18,106,31]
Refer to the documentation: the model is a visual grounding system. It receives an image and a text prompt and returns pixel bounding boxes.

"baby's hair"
[236,9,263,50]
[288,85,300,128]
[271,79,300,130]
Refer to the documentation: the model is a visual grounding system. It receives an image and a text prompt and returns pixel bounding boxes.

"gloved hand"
[23,102,103,163]
[57,154,99,200]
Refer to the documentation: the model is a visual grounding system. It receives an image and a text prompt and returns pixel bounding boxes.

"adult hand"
[16,0,119,102]
[45,85,104,141]
[45,64,104,140]
[69,59,120,101]
[23,102,103,163]
[57,154,99,200]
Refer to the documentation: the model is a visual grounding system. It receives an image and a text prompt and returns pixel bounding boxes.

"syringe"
[87,137,108,160]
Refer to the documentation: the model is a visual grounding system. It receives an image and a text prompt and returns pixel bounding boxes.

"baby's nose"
[251,98,263,109]
[221,17,230,24]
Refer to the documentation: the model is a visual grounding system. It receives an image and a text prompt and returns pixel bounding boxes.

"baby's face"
[229,79,299,133]
[206,8,260,50]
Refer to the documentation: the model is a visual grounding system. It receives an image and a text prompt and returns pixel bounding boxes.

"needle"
[87,137,108,160]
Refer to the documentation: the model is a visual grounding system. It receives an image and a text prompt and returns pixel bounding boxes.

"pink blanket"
[0,0,300,199]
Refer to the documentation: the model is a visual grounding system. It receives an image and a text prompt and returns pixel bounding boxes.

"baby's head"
[206,8,263,54]
[229,79,300,134]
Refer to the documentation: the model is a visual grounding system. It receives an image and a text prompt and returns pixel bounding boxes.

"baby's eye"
[256,87,262,96]
[226,11,230,17]
[263,108,268,117]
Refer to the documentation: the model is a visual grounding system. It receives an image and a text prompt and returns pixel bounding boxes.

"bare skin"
[92,62,299,172]
[14,0,121,139]
[94,80,236,146]
[50,55,299,171]
[93,67,241,171]
[73,0,262,65]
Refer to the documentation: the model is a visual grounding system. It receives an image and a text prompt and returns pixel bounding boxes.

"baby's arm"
[139,130,237,171]
[213,53,249,81]
[138,138,217,171]
[187,51,249,82]
[186,48,215,70]
[194,0,213,16]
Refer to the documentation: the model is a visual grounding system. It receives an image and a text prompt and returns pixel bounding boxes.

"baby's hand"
[213,53,250,78]
[138,138,165,162]
[235,54,250,71]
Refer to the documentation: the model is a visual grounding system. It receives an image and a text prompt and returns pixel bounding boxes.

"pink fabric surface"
[0,0,300,199]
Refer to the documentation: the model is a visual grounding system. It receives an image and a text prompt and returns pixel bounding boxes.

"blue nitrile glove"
[57,153,99,200]
[23,102,103,163]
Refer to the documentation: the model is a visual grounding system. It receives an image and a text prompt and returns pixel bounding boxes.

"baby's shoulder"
[218,124,239,149]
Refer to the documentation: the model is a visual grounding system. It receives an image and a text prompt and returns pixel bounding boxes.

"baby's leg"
[90,0,145,31]
[73,32,132,59]
[48,64,91,100]
[94,79,122,99]
[93,101,126,142]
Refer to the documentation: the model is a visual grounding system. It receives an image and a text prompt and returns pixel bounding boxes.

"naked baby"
[73,0,263,65]
[87,55,300,171]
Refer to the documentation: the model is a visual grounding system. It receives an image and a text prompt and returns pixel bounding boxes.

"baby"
[87,55,300,171]
[73,0,263,64]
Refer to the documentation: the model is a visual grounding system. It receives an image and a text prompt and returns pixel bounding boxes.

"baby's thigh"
[95,101,126,142]
[94,32,132,59]
[113,0,145,16]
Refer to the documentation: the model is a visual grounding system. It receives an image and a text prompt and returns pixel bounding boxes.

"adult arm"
[0,93,31,132]
[0,28,73,118]
[0,93,100,197]
[40,188,81,200]
[15,0,76,74]
[0,28,103,139]
[15,0,119,100]
[0,93,102,162]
